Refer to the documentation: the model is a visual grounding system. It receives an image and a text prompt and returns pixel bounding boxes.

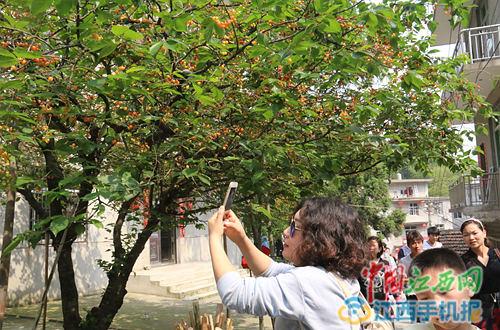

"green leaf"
[0,79,23,90]
[251,171,264,184]
[58,174,86,188]
[164,39,186,52]
[251,203,273,219]
[143,170,154,178]
[31,0,52,16]
[367,62,380,75]
[262,109,274,120]
[202,18,215,41]
[74,223,86,236]
[50,216,70,236]
[98,174,113,185]
[403,71,424,89]
[0,110,36,123]
[149,41,164,57]
[81,192,100,201]
[111,25,143,41]
[313,0,327,12]
[1,235,24,256]
[197,173,211,185]
[0,55,17,68]
[3,14,29,29]
[173,15,190,32]
[125,66,146,73]
[98,42,117,59]
[90,219,104,229]
[13,48,42,59]
[193,83,216,105]
[122,172,140,189]
[367,13,378,27]
[88,78,107,91]
[324,19,341,34]
[182,167,198,178]
[55,0,75,16]
[16,176,36,187]
[0,49,17,68]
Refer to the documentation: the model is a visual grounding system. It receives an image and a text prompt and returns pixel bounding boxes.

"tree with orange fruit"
[0,0,492,328]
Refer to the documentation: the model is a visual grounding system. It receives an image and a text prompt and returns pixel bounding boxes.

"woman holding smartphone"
[208,197,367,329]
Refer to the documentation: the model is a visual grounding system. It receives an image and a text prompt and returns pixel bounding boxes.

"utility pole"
[0,153,16,330]
[426,200,432,226]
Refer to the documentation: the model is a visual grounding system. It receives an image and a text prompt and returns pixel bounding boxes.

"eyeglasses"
[289,218,302,238]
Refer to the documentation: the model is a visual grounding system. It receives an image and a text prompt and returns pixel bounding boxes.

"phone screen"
[223,182,238,210]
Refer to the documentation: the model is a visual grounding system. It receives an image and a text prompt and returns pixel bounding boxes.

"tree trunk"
[249,210,262,248]
[0,157,16,330]
[82,274,128,330]
[81,217,159,330]
[56,237,81,329]
[41,143,82,329]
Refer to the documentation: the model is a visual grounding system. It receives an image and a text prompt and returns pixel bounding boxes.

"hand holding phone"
[222,210,247,245]
[223,182,238,211]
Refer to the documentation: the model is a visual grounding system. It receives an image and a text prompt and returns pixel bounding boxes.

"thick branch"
[113,199,135,261]
[338,160,384,176]
[18,189,47,220]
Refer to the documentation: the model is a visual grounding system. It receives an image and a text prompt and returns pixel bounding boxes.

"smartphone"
[223,182,238,210]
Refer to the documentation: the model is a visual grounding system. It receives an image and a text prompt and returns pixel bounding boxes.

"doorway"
[149,228,176,264]
[160,228,176,263]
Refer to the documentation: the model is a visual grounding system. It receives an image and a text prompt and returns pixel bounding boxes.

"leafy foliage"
[428,165,460,197]
[326,167,406,237]
[398,164,461,197]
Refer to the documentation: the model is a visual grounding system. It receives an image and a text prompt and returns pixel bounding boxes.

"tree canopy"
[0,0,492,328]
[325,167,406,237]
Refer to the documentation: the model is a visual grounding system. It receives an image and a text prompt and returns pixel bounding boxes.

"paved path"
[5,292,415,329]
[5,293,273,329]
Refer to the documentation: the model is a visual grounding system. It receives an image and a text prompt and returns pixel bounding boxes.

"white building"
[0,196,241,306]
[386,175,454,249]
[434,0,500,245]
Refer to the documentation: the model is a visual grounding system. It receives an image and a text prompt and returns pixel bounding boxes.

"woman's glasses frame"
[289,218,302,238]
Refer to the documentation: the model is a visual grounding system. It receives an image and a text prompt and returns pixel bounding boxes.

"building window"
[404,225,418,236]
[409,203,419,215]
[400,186,414,197]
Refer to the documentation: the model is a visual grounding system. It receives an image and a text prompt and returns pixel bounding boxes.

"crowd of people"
[207,197,500,330]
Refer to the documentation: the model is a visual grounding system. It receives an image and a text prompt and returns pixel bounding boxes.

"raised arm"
[208,207,236,281]
[223,210,272,276]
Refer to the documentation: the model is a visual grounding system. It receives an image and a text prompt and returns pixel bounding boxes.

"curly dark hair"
[293,197,367,279]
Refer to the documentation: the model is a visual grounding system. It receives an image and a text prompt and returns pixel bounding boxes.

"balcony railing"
[445,24,500,109]
[454,24,500,63]
[449,170,500,209]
